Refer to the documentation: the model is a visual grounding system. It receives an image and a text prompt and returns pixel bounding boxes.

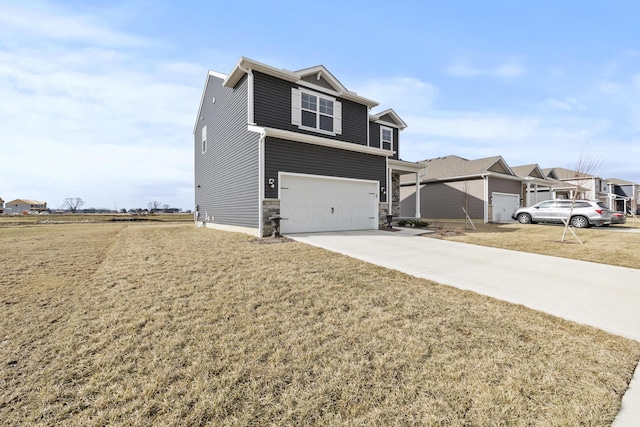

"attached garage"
[492,192,519,223]
[279,173,379,233]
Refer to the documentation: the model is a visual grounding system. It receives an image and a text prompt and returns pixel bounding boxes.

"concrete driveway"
[288,228,640,426]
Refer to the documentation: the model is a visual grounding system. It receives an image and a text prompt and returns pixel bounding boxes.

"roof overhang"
[389,159,423,174]
[370,109,408,130]
[224,57,379,107]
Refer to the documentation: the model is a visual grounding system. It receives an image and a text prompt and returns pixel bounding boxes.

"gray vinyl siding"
[264,137,387,202]
[488,177,521,196]
[194,74,259,227]
[400,179,485,219]
[253,72,368,146]
[368,122,399,160]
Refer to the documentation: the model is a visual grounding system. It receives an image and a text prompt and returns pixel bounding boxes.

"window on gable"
[381,126,393,150]
[201,126,207,153]
[292,88,341,135]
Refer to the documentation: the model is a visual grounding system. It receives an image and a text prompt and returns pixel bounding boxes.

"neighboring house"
[511,165,587,206]
[605,178,639,213]
[0,197,4,214]
[4,199,47,214]
[194,57,422,237]
[399,155,522,223]
[543,167,609,204]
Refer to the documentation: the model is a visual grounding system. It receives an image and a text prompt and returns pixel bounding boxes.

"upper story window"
[381,126,393,150]
[201,126,207,153]
[292,88,342,135]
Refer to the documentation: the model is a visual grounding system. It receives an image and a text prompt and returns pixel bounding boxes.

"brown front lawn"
[1,223,639,426]
[425,219,640,269]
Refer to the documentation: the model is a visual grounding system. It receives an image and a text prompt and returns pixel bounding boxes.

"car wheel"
[570,215,589,228]
[517,213,532,224]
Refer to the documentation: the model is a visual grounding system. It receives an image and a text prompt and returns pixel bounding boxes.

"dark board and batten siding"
[194,74,259,228]
[264,137,387,202]
[253,71,369,146]
[368,122,399,160]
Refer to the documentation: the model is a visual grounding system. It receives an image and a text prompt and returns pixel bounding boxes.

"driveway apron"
[288,229,640,426]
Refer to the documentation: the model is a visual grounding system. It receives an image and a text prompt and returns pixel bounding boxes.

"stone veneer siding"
[262,199,281,237]
[378,202,389,229]
[391,173,400,217]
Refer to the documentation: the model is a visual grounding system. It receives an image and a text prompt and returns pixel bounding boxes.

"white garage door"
[492,192,519,223]
[279,173,378,233]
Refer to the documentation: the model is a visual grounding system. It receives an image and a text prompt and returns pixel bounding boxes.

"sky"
[1,0,639,211]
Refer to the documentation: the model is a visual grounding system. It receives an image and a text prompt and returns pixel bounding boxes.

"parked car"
[610,211,627,225]
[512,200,611,228]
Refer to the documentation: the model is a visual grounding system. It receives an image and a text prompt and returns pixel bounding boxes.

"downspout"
[386,158,391,215]
[257,129,266,237]
[238,64,255,125]
[240,63,261,236]
[415,172,421,218]
[483,174,489,223]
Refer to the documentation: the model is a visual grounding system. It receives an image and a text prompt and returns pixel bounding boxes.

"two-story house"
[605,178,639,214]
[194,57,422,237]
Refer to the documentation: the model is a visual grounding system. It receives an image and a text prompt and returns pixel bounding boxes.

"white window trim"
[291,88,342,135]
[380,125,393,150]
[201,125,207,153]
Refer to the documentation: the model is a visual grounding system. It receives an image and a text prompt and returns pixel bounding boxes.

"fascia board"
[224,57,297,88]
[249,126,393,157]
[388,159,424,173]
[370,109,408,129]
[421,172,524,184]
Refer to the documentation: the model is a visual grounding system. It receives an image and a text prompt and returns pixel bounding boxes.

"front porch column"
[526,181,531,206]
[415,172,421,218]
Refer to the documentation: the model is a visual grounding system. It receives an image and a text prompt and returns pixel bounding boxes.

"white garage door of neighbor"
[279,174,378,233]
[492,193,520,223]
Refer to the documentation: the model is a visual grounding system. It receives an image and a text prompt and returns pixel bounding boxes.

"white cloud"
[0,1,151,47]
[0,2,201,210]
[444,57,525,79]
[353,77,438,113]
[545,97,584,111]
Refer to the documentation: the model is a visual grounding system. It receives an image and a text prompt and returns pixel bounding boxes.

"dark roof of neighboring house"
[417,155,515,180]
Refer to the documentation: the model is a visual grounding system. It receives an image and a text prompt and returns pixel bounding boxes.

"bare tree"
[62,197,85,213]
[560,150,602,243]
[148,201,162,214]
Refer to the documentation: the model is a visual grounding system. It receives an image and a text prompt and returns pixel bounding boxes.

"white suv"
[511,200,611,228]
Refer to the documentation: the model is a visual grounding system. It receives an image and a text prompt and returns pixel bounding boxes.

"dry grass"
[0,212,193,225]
[425,219,640,269]
[1,223,639,426]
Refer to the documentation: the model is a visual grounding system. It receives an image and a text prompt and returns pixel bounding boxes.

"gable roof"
[549,167,600,180]
[223,57,379,107]
[418,155,517,181]
[511,164,547,180]
[540,168,560,180]
[369,108,408,130]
